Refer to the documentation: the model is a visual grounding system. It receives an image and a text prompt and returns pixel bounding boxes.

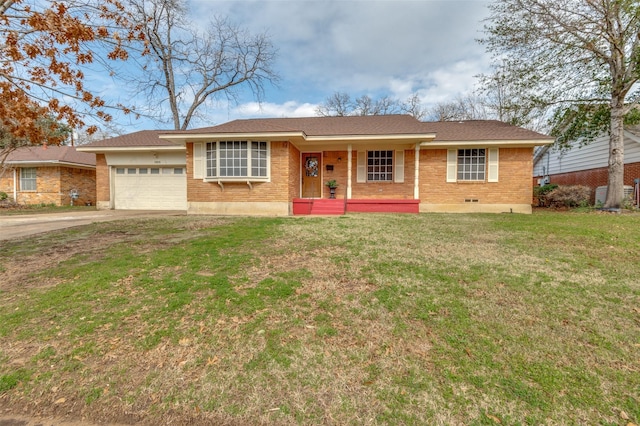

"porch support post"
[347,144,352,199]
[414,143,420,199]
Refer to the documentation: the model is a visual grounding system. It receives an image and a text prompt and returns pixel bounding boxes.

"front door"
[302,153,322,198]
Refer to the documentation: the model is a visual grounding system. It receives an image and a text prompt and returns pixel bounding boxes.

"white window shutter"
[488,148,499,182]
[446,149,457,182]
[394,150,404,183]
[193,142,203,179]
[357,151,366,183]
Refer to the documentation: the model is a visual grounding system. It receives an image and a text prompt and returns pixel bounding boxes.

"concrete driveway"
[0,210,185,241]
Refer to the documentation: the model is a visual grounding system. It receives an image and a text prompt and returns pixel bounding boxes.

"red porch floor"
[292,199,419,215]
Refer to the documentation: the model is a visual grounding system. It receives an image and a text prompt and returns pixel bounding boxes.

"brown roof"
[427,120,551,141]
[5,145,96,167]
[81,130,181,148]
[80,116,552,148]
[176,115,434,136]
[173,115,551,141]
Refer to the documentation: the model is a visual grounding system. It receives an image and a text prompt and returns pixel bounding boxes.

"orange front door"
[302,153,322,198]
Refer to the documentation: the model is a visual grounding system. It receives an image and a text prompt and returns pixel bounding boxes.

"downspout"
[414,143,420,200]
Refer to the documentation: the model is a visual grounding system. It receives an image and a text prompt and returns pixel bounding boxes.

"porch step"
[309,199,345,215]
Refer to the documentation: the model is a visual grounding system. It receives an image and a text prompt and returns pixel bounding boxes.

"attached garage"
[113,166,186,210]
[77,130,187,211]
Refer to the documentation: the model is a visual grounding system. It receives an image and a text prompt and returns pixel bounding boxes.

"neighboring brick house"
[79,115,552,215]
[0,145,96,206]
[533,126,640,202]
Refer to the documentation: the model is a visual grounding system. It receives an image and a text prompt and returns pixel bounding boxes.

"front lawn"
[0,212,638,425]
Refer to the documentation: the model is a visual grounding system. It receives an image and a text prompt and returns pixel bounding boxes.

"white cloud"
[232,101,319,118]
[95,0,494,130]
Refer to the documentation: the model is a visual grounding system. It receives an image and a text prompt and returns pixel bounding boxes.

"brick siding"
[0,166,95,206]
[186,141,292,203]
[420,148,533,205]
[95,154,110,204]
[350,149,415,200]
[541,162,640,189]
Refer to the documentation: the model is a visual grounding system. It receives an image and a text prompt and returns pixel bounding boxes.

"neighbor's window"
[206,141,268,179]
[457,149,486,181]
[20,168,37,191]
[367,150,393,181]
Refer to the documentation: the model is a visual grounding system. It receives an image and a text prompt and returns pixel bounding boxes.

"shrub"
[545,185,592,208]
[0,191,7,201]
[533,184,558,207]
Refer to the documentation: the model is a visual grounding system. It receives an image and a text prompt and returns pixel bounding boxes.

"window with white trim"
[205,141,268,179]
[457,149,486,181]
[446,148,499,183]
[20,168,36,191]
[367,150,393,181]
[357,150,404,183]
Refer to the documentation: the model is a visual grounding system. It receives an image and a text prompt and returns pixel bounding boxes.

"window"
[116,168,125,174]
[150,168,160,175]
[357,150,404,183]
[367,150,393,181]
[457,149,486,181]
[205,141,268,179]
[447,148,499,183]
[139,168,148,174]
[20,168,36,191]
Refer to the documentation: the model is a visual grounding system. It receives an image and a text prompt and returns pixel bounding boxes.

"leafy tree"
[481,0,640,208]
[0,0,142,162]
[125,0,278,130]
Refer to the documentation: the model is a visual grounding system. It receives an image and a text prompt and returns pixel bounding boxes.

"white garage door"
[113,166,187,210]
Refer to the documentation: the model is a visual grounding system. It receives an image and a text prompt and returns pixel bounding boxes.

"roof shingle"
[81,116,553,148]
[81,130,181,147]
[4,145,96,167]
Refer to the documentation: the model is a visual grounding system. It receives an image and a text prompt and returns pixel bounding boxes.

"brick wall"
[15,167,61,205]
[350,149,415,199]
[543,162,640,189]
[420,148,533,205]
[322,151,347,199]
[95,154,110,205]
[186,141,292,203]
[0,168,14,199]
[288,144,301,199]
[0,166,96,206]
[60,167,96,206]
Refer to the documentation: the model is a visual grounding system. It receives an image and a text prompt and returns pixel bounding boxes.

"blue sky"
[91,0,492,133]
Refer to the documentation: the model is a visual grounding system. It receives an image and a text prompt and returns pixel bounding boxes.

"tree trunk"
[604,102,625,209]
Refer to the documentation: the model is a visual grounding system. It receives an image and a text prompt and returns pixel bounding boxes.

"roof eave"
[76,145,186,153]
[421,139,554,148]
[305,133,436,142]
[3,160,95,169]
[159,131,307,142]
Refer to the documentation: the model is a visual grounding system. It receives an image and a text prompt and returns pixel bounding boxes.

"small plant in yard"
[0,191,8,201]
[533,183,558,207]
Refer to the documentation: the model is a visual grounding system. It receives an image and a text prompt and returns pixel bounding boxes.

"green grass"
[0,211,638,424]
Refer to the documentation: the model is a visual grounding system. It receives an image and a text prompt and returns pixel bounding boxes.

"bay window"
[205,141,268,179]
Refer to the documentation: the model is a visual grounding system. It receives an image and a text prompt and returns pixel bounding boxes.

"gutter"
[5,160,96,170]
